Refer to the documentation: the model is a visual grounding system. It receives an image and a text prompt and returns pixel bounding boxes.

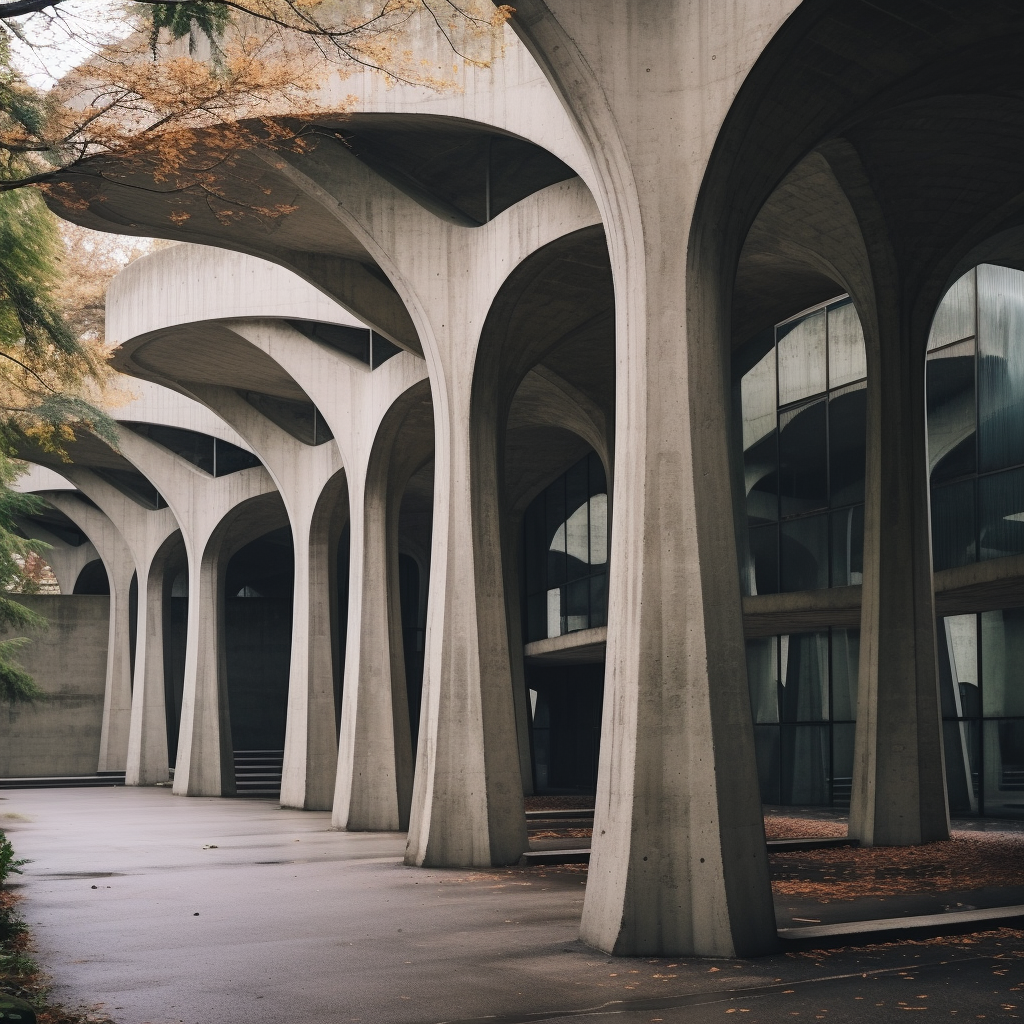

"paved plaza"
[0,789,1021,1023]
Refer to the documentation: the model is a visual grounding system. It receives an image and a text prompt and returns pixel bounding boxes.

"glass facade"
[746,629,859,807]
[936,611,1024,818]
[522,452,608,642]
[739,296,867,595]
[928,265,1024,569]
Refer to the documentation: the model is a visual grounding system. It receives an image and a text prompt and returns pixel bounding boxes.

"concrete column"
[39,493,136,773]
[125,533,183,786]
[49,468,181,787]
[183,383,347,811]
[817,143,949,846]
[111,426,280,797]
[506,2,791,954]
[221,319,429,829]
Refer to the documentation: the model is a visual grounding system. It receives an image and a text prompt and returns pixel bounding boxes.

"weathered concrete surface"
[0,596,108,777]
[3,789,1024,1024]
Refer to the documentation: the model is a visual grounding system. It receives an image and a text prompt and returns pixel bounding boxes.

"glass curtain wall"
[928,263,1024,818]
[739,297,868,595]
[936,611,1024,818]
[929,266,1024,569]
[522,452,608,642]
[745,628,859,807]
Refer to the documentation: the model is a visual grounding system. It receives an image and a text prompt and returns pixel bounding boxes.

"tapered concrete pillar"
[182,383,347,811]
[508,2,783,954]
[333,466,414,829]
[48,468,181,787]
[814,144,950,847]
[110,426,280,797]
[40,493,136,773]
[125,534,183,786]
[13,517,99,595]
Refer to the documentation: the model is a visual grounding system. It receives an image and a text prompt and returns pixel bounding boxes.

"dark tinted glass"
[978,264,1024,473]
[780,632,829,723]
[753,725,781,804]
[744,431,778,525]
[830,505,864,587]
[746,637,779,724]
[931,479,976,570]
[983,718,1024,817]
[979,466,1024,561]
[780,513,828,592]
[828,385,866,506]
[544,475,566,587]
[588,573,607,629]
[748,523,779,595]
[926,340,976,484]
[213,439,261,476]
[780,724,830,805]
[943,719,980,816]
[779,399,828,517]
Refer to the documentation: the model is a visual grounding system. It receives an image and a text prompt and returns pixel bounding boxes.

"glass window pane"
[978,263,1024,473]
[979,466,1024,562]
[780,724,830,805]
[780,513,828,592]
[545,475,566,587]
[746,636,779,724]
[827,299,867,388]
[527,592,547,644]
[741,347,777,449]
[745,431,778,525]
[829,384,866,506]
[830,628,859,721]
[981,609,1024,718]
[589,494,608,565]
[588,451,607,494]
[929,269,976,351]
[588,573,607,629]
[982,718,1024,818]
[546,588,561,639]
[564,502,590,580]
[779,399,828,517]
[748,523,778,595]
[927,338,977,484]
[943,719,980,816]
[565,579,589,633]
[832,722,856,808]
[523,500,545,597]
[943,614,981,722]
[931,479,976,570]
[780,632,829,722]
[753,725,781,805]
[778,309,827,405]
[830,505,864,587]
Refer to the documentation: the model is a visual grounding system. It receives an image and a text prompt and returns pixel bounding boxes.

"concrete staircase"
[234,750,283,797]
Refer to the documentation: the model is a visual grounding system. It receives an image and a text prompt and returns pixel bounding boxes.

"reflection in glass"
[748,523,779,595]
[981,609,1024,718]
[832,723,856,807]
[983,719,1024,818]
[523,451,610,642]
[829,384,867,506]
[831,628,860,721]
[742,347,777,450]
[753,725,781,804]
[746,636,779,724]
[931,479,976,570]
[830,506,864,587]
[929,268,976,351]
[943,719,980,816]
[778,309,827,405]
[780,632,829,722]
[978,264,1024,473]
[979,466,1024,561]
[781,514,828,592]
[781,725,830,805]
[927,338,977,485]
[827,300,867,388]
[779,399,828,517]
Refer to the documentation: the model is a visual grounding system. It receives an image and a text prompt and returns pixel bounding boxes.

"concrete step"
[0,773,125,790]
[767,836,858,852]
[234,749,283,798]
[525,808,594,821]
[778,902,1024,949]
[520,849,591,866]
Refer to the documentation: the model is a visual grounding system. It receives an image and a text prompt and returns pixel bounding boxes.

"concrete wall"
[0,596,109,777]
